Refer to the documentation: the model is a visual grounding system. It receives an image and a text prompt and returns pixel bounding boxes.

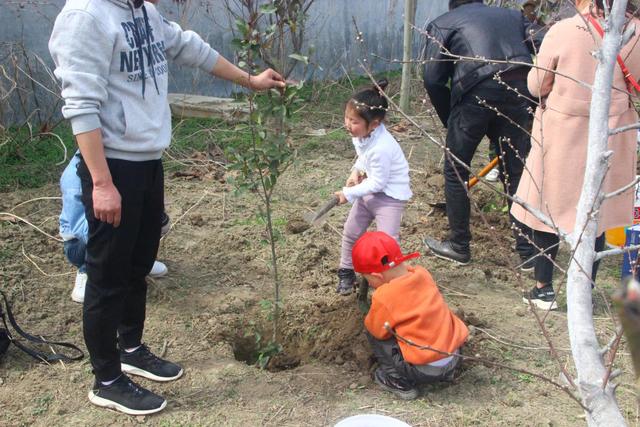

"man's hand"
[93,181,122,227]
[250,68,286,91]
[335,191,348,205]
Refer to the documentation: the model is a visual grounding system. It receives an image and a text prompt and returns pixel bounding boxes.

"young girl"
[335,79,412,295]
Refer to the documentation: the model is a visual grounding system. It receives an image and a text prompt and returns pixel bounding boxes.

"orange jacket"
[364,266,468,364]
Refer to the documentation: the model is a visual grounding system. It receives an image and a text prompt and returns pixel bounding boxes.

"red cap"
[352,231,420,274]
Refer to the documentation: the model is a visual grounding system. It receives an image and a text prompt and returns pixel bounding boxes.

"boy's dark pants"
[366,333,459,385]
[78,158,163,382]
[444,80,533,258]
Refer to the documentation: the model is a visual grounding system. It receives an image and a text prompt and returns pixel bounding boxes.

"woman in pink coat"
[511,0,640,310]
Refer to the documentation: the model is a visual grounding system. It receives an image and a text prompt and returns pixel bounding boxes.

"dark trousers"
[534,230,605,286]
[366,333,459,386]
[77,158,164,382]
[444,80,533,257]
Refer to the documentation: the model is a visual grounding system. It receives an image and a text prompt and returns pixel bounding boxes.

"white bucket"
[334,414,412,427]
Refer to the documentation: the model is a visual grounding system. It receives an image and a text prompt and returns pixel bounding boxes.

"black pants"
[77,158,164,382]
[534,230,605,286]
[444,80,533,257]
[366,333,459,386]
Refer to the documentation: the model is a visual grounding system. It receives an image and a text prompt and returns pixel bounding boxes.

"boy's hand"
[93,181,122,227]
[251,69,286,91]
[335,191,348,205]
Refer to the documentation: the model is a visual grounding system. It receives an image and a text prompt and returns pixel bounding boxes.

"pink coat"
[511,14,640,235]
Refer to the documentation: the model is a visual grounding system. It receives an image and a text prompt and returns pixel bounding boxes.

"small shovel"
[304,195,340,226]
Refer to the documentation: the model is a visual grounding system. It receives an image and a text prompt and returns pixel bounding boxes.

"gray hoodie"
[49,0,219,161]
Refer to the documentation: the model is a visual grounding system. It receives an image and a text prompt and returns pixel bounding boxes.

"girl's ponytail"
[374,78,389,95]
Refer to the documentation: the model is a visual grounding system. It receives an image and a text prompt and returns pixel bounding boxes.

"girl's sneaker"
[71,272,87,304]
[523,285,558,310]
[336,268,356,295]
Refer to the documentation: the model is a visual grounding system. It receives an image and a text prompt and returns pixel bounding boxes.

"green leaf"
[288,53,308,65]
[259,4,278,14]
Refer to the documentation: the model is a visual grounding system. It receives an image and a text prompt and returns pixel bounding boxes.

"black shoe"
[373,368,419,400]
[519,255,535,272]
[160,212,171,236]
[523,284,558,310]
[423,237,470,265]
[88,374,166,415]
[121,344,184,382]
[336,268,356,296]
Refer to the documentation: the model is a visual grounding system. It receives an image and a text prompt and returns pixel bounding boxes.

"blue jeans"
[63,238,86,273]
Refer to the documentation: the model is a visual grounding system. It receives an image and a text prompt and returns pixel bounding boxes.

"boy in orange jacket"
[352,231,468,400]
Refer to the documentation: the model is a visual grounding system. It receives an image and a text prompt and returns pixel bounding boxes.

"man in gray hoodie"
[49,0,284,415]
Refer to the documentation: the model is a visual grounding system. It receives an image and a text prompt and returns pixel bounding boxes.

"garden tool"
[357,276,371,315]
[429,156,500,210]
[304,195,339,226]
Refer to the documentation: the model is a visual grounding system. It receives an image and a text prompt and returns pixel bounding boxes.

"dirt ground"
[1,105,638,426]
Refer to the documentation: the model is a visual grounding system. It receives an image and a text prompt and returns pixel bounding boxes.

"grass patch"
[0,125,75,192]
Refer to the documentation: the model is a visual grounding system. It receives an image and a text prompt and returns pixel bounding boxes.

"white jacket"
[342,124,412,203]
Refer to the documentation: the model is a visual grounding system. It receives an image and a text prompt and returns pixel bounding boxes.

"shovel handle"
[468,157,500,189]
[308,195,339,224]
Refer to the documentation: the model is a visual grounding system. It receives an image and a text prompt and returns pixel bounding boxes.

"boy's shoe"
[523,284,558,311]
[485,167,500,182]
[160,212,171,237]
[71,272,87,304]
[423,237,470,265]
[88,374,166,415]
[148,261,168,278]
[519,256,536,272]
[336,268,356,295]
[121,344,184,382]
[373,368,419,400]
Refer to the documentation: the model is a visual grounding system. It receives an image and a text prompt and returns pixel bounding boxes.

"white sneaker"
[148,261,168,278]
[72,272,87,303]
[485,167,500,182]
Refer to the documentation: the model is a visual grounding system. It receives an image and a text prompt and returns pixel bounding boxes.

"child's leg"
[365,333,415,385]
[339,197,375,269]
[370,194,406,242]
[63,238,87,273]
[533,230,560,286]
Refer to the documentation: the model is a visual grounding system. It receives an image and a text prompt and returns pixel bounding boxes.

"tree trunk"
[566,1,630,425]
[400,0,417,112]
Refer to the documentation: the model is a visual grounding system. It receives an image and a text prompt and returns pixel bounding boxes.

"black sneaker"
[423,237,470,265]
[88,374,166,415]
[121,344,184,382]
[373,368,419,400]
[336,268,356,296]
[519,255,535,272]
[523,284,558,310]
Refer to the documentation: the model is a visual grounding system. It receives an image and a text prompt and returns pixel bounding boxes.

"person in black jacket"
[422,0,544,267]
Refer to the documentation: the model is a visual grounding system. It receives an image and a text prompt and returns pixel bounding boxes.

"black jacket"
[423,2,544,126]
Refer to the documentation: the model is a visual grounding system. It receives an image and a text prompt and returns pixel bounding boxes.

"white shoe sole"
[71,292,84,304]
[523,296,558,311]
[429,250,470,266]
[121,364,184,382]
[88,391,166,415]
[148,270,167,278]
